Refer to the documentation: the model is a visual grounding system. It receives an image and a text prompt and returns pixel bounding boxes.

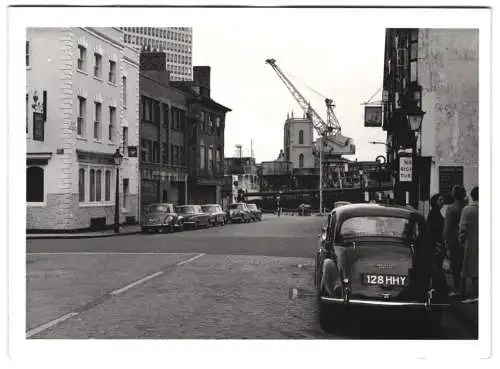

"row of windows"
[141,96,190,133]
[77,97,123,142]
[125,35,193,54]
[78,167,130,209]
[78,167,113,203]
[121,27,192,42]
[140,139,186,166]
[77,45,119,85]
[167,65,192,77]
[166,53,191,64]
[199,146,223,171]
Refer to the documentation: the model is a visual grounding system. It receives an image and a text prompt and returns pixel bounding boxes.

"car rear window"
[339,216,418,240]
[176,206,196,214]
[202,205,219,212]
[147,204,172,213]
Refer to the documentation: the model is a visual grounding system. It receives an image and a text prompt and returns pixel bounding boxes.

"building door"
[162,189,168,203]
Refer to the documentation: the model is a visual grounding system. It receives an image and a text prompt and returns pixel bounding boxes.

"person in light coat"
[459,186,479,300]
[443,185,468,296]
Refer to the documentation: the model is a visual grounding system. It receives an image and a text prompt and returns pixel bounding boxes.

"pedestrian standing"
[427,193,446,266]
[442,185,468,296]
[459,186,479,301]
[427,193,448,296]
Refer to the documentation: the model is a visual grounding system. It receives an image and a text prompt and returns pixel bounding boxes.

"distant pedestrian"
[427,193,448,296]
[443,185,468,296]
[459,186,479,300]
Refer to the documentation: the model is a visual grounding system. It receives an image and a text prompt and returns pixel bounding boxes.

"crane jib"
[265,58,342,138]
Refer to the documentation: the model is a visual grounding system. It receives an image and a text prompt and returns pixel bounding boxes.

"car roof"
[202,204,220,207]
[331,203,424,220]
[149,203,174,207]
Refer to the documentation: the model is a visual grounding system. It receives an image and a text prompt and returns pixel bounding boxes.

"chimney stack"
[193,66,211,98]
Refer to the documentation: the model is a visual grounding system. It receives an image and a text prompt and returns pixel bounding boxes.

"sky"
[191,9,388,163]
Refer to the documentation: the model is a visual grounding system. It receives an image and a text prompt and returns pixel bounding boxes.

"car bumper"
[320,296,450,310]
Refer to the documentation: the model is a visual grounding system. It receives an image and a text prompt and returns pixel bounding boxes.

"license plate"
[363,274,408,286]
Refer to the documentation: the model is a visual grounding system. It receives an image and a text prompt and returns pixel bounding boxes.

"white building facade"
[417,29,479,210]
[26,27,140,231]
[119,27,193,81]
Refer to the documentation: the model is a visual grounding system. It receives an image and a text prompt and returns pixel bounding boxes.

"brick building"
[26,27,140,231]
[172,67,231,205]
[138,53,231,208]
[382,28,479,212]
[139,51,189,212]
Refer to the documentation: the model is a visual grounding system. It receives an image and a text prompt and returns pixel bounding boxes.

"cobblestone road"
[26,215,476,339]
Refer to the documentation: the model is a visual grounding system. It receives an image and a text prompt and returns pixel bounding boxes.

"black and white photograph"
[3,0,495,366]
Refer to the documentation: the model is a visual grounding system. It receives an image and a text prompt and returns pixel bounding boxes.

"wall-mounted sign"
[33,112,45,141]
[364,106,383,127]
[128,146,138,157]
[399,157,413,182]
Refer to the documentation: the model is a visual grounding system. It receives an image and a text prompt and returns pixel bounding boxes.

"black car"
[315,203,449,334]
[201,204,226,226]
[141,203,183,233]
[246,203,262,221]
[175,205,211,230]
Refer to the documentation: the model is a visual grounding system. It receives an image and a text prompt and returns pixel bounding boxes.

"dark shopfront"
[140,167,187,213]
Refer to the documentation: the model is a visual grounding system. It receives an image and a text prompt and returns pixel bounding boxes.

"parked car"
[175,205,211,230]
[226,203,253,223]
[201,204,226,226]
[246,203,262,221]
[315,203,449,334]
[141,203,183,233]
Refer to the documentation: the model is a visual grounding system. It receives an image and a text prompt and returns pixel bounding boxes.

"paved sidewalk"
[443,269,479,329]
[26,225,142,240]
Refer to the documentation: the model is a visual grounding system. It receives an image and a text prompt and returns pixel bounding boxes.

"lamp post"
[405,104,426,209]
[113,148,123,233]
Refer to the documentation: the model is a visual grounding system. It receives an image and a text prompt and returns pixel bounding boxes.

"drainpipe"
[184,173,188,205]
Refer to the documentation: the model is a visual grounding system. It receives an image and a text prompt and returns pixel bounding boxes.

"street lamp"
[113,148,123,233]
[403,86,426,209]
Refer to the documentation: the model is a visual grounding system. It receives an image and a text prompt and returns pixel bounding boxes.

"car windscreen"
[147,204,172,213]
[202,205,219,212]
[176,206,196,214]
[339,216,418,241]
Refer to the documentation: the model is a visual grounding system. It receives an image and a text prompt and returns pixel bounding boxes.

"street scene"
[27,215,476,339]
[21,8,482,343]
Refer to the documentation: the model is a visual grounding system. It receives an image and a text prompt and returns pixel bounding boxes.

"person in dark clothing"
[427,193,446,264]
[443,185,468,296]
[427,193,448,297]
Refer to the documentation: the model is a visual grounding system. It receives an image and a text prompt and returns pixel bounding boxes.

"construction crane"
[265,58,341,138]
[265,58,355,214]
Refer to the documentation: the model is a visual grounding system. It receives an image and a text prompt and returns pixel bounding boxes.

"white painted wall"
[418,29,479,197]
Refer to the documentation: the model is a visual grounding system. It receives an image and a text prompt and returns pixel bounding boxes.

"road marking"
[26,253,205,337]
[175,253,205,266]
[26,312,79,338]
[26,252,196,256]
[110,271,165,296]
